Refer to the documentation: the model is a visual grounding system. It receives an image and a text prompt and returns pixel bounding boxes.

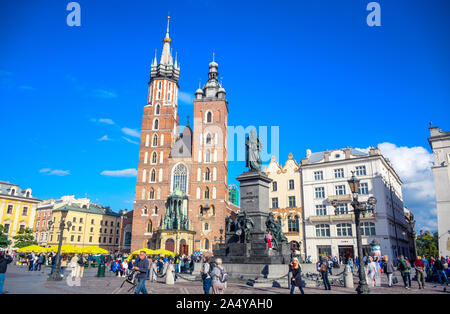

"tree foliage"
[0,224,12,248]
[12,227,38,248]
[416,230,439,258]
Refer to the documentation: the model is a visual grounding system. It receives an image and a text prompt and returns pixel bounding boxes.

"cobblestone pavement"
[3,265,449,294]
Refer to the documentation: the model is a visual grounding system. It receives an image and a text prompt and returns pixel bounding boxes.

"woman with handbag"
[289,258,305,294]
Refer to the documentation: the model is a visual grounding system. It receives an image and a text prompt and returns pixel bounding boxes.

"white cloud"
[39,168,70,176]
[98,135,111,141]
[372,142,437,232]
[101,168,137,177]
[178,91,193,104]
[122,136,139,145]
[91,89,118,99]
[98,118,115,125]
[121,127,140,138]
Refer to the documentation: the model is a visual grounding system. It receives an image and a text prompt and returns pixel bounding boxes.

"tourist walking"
[0,251,13,294]
[37,254,45,271]
[414,256,426,289]
[367,257,378,287]
[397,255,411,289]
[69,254,81,281]
[134,251,149,294]
[348,258,354,273]
[60,255,68,277]
[433,257,449,286]
[211,258,227,294]
[265,231,273,250]
[382,255,395,287]
[289,257,305,294]
[201,256,212,294]
[318,257,331,290]
[78,254,85,278]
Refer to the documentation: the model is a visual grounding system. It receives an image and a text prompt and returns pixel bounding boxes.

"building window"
[205,150,211,163]
[172,163,188,193]
[335,203,348,215]
[80,218,83,223]
[356,165,366,176]
[359,183,369,195]
[288,216,299,232]
[73,217,76,223]
[3,224,10,234]
[315,205,327,216]
[89,236,92,243]
[334,168,344,178]
[272,198,279,209]
[204,187,210,199]
[204,223,209,231]
[150,169,156,182]
[147,221,152,233]
[152,134,158,147]
[205,168,211,181]
[337,223,353,237]
[155,104,160,115]
[149,188,155,200]
[315,224,330,237]
[77,236,81,242]
[314,171,323,181]
[360,222,376,236]
[7,205,13,214]
[206,111,213,123]
[272,181,277,191]
[288,180,295,190]
[71,235,74,242]
[288,196,296,208]
[335,185,346,195]
[315,187,325,199]
[206,133,212,145]
[91,219,95,224]
[153,119,159,130]
[22,207,28,216]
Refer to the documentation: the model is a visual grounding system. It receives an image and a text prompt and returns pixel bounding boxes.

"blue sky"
[1,0,449,231]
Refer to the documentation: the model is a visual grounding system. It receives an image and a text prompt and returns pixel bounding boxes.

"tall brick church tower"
[131,17,238,254]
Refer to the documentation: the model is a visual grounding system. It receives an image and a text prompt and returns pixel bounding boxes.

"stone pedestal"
[214,170,290,280]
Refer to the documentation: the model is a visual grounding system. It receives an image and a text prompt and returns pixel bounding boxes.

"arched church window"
[152,152,157,164]
[206,111,213,123]
[204,187,210,199]
[206,133,212,145]
[205,168,211,181]
[205,150,211,163]
[155,104,160,115]
[149,188,155,200]
[152,134,158,147]
[147,220,152,233]
[204,239,209,250]
[153,119,159,130]
[150,169,156,182]
[172,163,188,193]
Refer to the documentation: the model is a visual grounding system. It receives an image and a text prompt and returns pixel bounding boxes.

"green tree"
[416,230,439,259]
[0,224,12,248]
[12,227,37,248]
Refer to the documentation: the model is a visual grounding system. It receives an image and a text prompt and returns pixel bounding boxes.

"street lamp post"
[331,171,377,295]
[47,209,72,281]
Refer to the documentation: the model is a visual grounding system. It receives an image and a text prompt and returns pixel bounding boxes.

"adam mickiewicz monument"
[214,129,290,282]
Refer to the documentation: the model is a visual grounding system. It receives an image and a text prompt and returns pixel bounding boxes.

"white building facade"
[301,147,412,263]
[428,124,450,257]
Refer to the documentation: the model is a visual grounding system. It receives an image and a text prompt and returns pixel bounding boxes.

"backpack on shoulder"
[219,267,228,283]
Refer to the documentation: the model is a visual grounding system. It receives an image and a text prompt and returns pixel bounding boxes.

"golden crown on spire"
[163,14,171,43]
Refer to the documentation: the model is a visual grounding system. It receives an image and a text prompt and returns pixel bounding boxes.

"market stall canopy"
[126,248,157,262]
[47,245,81,254]
[153,248,175,257]
[16,245,47,253]
[80,246,109,254]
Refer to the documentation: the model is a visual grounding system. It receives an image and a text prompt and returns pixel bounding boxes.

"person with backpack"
[201,256,212,294]
[382,255,395,287]
[396,255,411,289]
[414,255,426,289]
[211,258,227,294]
[318,257,331,290]
[289,257,305,294]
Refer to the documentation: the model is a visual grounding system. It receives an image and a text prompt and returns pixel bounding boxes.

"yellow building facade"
[48,204,122,252]
[0,181,40,247]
